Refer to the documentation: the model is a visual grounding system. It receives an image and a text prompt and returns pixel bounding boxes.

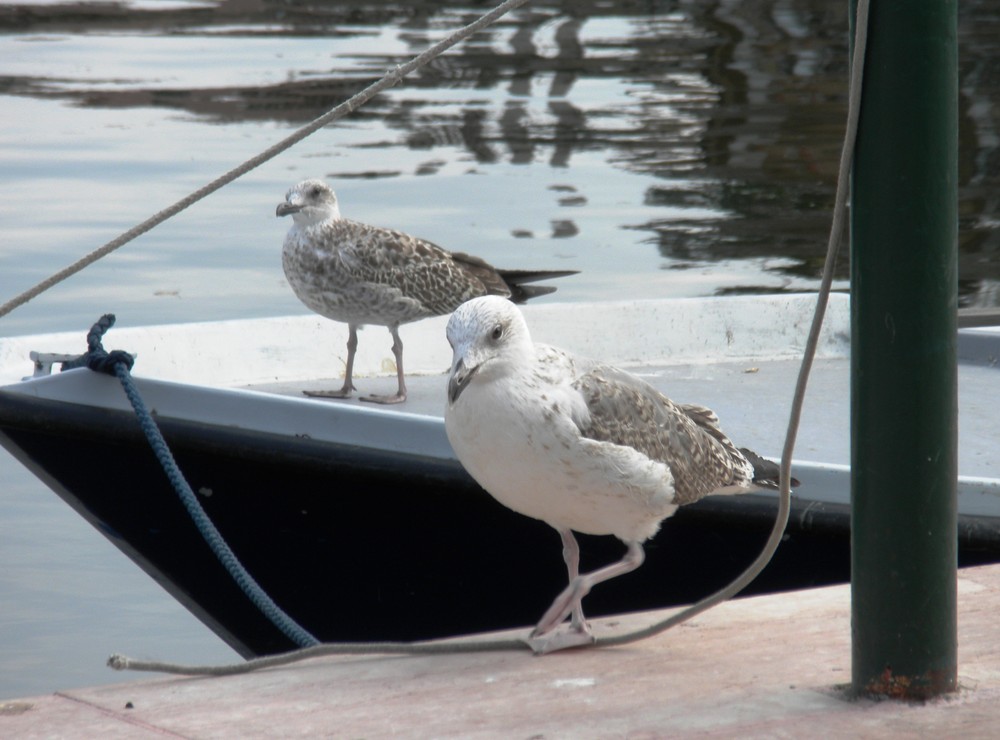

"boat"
[2,293,999,658]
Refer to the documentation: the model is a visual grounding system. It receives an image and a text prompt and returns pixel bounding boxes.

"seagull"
[278,179,577,404]
[444,295,790,654]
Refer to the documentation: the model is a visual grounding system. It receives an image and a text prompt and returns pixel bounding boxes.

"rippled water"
[3,0,1000,699]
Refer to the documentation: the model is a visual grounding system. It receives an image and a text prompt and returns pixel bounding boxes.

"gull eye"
[309,184,323,198]
[491,324,503,342]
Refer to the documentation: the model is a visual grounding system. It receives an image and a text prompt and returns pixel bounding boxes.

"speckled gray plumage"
[571,364,755,505]
[280,179,570,329]
[283,215,510,327]
[277,179,575,403]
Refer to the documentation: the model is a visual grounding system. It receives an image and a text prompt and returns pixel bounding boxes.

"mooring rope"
[0,0,532,323]
[107,0,872,675]
[77,315,320,649]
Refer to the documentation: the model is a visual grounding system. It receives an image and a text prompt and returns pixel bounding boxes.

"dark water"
[2,0,1000,699]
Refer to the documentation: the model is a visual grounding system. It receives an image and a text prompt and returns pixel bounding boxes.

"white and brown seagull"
[444,295,788,654]
[278,179,576,404]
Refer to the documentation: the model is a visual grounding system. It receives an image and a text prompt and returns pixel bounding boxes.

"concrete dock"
[4,563,1000,738]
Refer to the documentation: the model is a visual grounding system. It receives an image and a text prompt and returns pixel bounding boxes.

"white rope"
[594,0,870,648]
[0,0,532,322]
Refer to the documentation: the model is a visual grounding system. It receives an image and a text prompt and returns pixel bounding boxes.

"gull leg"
[558,530,587,633]
[361,325,407,404]
[304,324,359,399]
[524,530,593,654]
[526,540,645,655]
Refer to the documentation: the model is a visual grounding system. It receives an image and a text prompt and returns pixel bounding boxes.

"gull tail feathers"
[496,268,580,304]
[739,448,800,489]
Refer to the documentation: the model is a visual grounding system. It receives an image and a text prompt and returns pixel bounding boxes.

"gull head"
[276,179,342,225]
[447,296,532,406]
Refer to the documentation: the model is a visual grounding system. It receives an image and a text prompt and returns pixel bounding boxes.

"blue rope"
[74,314,319,648]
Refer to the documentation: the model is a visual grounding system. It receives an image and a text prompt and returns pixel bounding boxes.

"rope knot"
[86,348,135,375]
[62,313,135,375]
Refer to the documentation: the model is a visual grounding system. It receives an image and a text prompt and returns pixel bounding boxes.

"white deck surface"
[3,293,998,504]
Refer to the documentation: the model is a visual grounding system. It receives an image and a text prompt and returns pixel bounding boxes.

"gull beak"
[276,201,302,217]
[448,357,478,406]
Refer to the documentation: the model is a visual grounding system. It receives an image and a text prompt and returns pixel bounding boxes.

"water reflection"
[3,0,1000,306]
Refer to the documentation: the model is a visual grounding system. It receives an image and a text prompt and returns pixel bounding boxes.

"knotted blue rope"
[74,314,319,648]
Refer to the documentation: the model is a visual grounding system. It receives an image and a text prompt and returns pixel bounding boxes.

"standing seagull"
[278,179,576,404]
[445,296,788,654]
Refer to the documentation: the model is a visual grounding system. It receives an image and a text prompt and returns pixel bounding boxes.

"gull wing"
[571,365,754,504]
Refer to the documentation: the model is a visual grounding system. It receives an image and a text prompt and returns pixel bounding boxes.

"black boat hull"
[2,391,999,657]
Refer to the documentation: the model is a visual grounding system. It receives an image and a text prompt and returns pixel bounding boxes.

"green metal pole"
[850,0,958,699]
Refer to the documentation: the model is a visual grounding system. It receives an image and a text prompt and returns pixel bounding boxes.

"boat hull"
[0,389,862,657]
[4,296,999,656]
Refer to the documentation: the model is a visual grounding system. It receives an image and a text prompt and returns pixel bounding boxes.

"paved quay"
[4,563,1000,738]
